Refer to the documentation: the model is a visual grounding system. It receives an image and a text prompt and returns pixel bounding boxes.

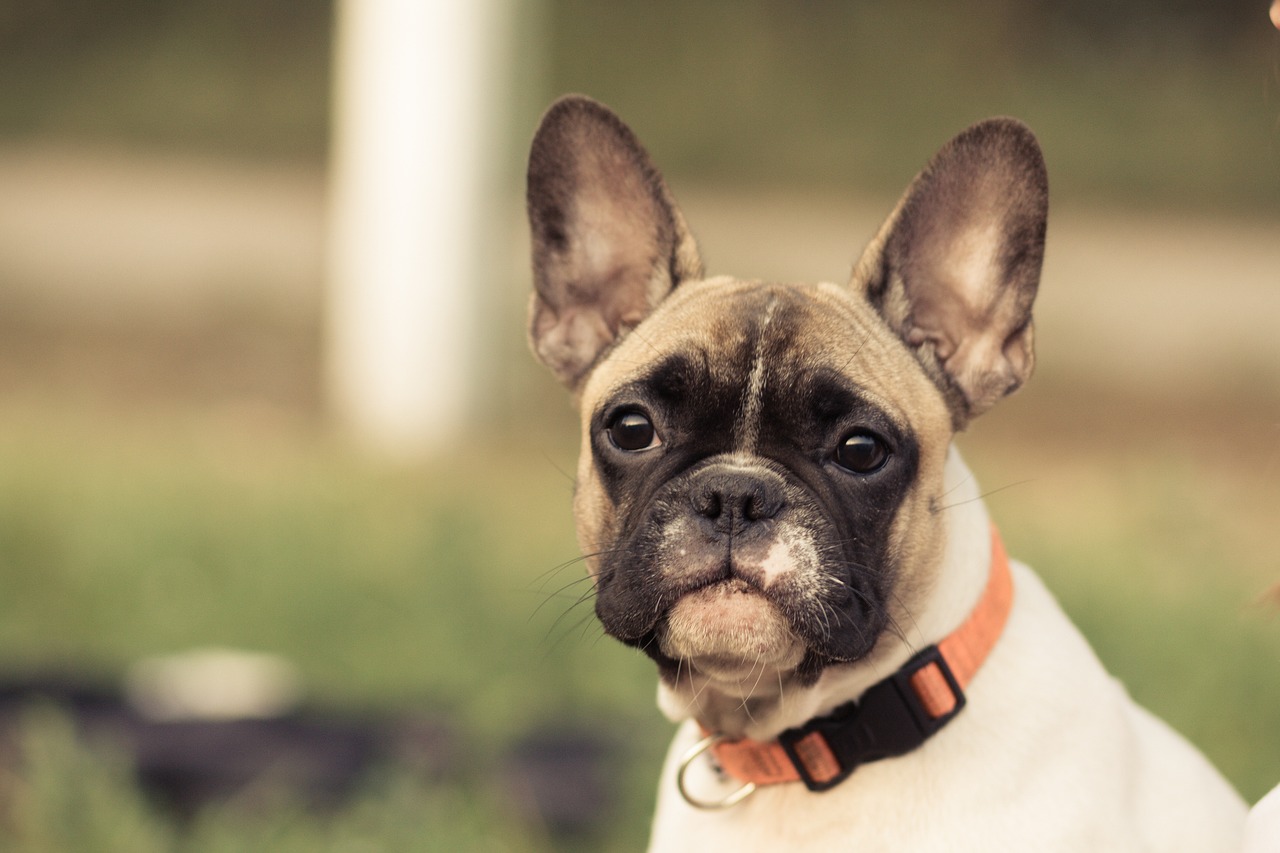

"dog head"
[527,95,1046,710]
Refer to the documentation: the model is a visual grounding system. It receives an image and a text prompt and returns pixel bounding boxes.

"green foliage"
[0,708,547,852]
[1,708,173,852]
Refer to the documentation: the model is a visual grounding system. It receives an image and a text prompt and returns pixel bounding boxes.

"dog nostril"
[693,489,722,519]
[743,489,781,522]
[692,483,782,526]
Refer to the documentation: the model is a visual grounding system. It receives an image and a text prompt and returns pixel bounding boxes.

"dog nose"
[690,469,784,534]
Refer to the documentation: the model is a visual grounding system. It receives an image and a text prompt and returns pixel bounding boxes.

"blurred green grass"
[4,707,545,852]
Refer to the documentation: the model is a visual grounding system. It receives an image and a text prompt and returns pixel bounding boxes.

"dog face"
[528,96,1046,689]
[572,278,949,684]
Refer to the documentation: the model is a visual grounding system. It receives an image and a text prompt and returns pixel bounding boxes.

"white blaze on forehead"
[738,295,780,451]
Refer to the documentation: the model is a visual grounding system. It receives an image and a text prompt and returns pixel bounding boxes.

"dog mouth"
[593,478,893,679]
[652,578,808,679]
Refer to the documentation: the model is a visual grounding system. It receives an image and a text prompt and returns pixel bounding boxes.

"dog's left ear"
[853,118,1048,428]
[526,95,704,390]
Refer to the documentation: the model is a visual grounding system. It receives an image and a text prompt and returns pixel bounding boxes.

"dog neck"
[656,446,993,741]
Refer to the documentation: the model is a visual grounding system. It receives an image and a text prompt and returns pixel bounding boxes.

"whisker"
[528,574,596,620]
[528,547,627,587]
[689,662,713,715]
[936,478,1035,512]
[935,471,975,502]
[541,452,577,489]
[836,331,872,374]
[539,605,601,656]
[584,620,610,646]
[886,587,922,646]
[737,656,766,723]
[540,584,599,642]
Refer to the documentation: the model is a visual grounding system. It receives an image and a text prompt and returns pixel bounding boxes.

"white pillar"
[326,0,504,457]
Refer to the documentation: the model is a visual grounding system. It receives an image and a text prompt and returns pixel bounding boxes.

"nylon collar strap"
[699,527,1014,794]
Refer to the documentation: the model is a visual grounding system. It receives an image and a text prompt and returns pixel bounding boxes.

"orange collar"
[688,527,1014,799]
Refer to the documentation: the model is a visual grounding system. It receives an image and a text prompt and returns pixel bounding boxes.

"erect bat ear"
[526,95,703,390]
[852,118,1048,429]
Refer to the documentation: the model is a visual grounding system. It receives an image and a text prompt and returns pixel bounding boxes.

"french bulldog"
[526,94,1247,851]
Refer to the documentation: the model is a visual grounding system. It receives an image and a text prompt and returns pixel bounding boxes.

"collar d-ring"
[676,733,757,810]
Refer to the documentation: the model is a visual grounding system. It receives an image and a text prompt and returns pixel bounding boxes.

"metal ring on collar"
[676,733,757,810]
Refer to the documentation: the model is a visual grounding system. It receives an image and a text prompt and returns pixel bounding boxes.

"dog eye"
[834,430,889,474]
[607,411,661,452]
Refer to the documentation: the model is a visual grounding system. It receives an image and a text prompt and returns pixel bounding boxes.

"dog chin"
[655,580,807,679]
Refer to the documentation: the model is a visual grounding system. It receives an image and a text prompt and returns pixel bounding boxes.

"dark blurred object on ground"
[0,666,623,839]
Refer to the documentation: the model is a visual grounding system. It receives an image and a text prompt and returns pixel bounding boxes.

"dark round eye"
[607,411,660,452]
[834,430,889,474]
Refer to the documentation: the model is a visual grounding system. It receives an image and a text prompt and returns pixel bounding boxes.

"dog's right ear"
[527,95,703,390]
[851,118,1048,429]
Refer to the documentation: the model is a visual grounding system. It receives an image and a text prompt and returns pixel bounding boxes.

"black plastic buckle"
[776,645,966,792]
[892,644,967,735]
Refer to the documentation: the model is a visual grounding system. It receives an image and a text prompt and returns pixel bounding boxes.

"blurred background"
[0,1,1278,850]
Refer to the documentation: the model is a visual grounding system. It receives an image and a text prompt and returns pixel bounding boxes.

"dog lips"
[657,581,806,677]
